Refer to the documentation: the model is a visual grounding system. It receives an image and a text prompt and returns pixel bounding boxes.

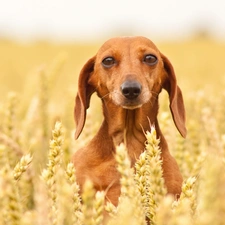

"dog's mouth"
[122,104,142,110]
[113,97,147,110]
[121,100,143,110]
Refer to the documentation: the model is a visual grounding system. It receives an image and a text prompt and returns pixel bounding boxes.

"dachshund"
[72,36,186,206]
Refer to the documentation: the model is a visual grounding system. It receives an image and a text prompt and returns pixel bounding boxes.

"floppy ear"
[161,53,187,138]
[74,56,96,139]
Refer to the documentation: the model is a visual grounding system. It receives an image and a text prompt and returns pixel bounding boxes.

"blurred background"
[1,0,225,42]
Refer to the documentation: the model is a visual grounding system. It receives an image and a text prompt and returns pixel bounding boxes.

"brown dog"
[72,36,186,206]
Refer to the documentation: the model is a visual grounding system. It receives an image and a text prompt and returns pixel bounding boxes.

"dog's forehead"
[97,36,159,55]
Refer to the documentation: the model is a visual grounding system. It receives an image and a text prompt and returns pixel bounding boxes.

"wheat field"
[0,36,225,225]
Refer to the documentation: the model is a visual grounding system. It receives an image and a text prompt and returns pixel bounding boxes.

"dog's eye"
[102,57,116,68]
[143,54,158,65]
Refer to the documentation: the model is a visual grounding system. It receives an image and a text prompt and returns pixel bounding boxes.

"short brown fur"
[72,36,186,206]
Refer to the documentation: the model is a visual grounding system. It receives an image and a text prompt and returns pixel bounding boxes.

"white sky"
[0,0,225,41]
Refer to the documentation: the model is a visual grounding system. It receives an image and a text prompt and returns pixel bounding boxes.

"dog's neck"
[98,99,164,164]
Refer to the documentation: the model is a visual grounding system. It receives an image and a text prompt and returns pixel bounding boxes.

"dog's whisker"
[147,99,154,108]
[150,90,159,97]
[150,94,158,101]
[101,92,110,100]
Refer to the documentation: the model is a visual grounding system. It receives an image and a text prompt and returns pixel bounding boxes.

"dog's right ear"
[74,56,96,139]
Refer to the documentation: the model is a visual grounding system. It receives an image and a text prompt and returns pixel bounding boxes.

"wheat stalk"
[41,121,64,225]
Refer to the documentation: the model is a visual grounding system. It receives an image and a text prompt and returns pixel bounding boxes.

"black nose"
[121,80,142,100]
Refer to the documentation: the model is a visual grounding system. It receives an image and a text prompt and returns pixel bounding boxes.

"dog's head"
[74,36,186,139]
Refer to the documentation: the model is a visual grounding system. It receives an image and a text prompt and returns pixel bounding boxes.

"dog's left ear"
[161,53,187,138]
[74,56,96,139]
